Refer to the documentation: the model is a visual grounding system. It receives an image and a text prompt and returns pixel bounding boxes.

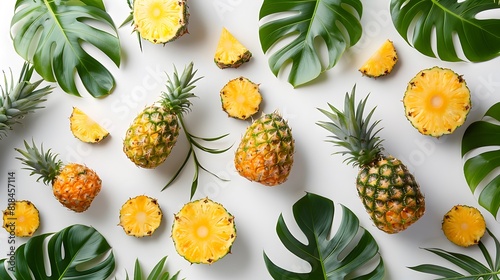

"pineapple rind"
[2,200,40,237]
[215,28,252,69]
[172,198,236,264]
[220,76,262,120]
[119,195,163,237]
[70,107,109,143]
[442,205,486,247]
[234,112,294,186]
[404,67,471,137]
[359,39,398,78]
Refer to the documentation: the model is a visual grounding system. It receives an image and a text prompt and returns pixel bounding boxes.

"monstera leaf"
[258,0,363,87]
[391,0,500,62]
[11,0,121,98]
[264,192,384,279]
[462,103,500,218]
[0,224,115,279]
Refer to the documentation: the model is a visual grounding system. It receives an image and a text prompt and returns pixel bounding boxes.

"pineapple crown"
[15,140,63,186]
[317,85,384,167]
[160,62,202,116]
[0,62,53,139]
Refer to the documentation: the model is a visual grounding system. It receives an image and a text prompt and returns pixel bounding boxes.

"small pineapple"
[2,200,40,237]
[132,0,189,44]
[172,198,236,264]
[16,140,102,212]
[317,86,425,234]
[359,39,398,78]
[220,76,262,120]
[119,195,163,237]
[70,107,109,143]
[214,27,252,69]
[234,111,294,186]
[0,62,53,140]
[442,205,486,247]
[404,67,471,137]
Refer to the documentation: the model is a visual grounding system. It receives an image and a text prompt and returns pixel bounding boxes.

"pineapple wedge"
[70,107,109,143]
[214,27,252,69]
[359,39,398,78]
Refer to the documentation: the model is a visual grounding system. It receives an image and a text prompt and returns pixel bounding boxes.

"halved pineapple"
[403,67,471,137]
[3,200,40,237]
[70,107,109,143]
[172,198,236,264]
[220,77,262,120]
[214,27,252,69]
[442,205,486,247]
[133,0,189,44]
[359,39,398,78]
[119,195,163,237]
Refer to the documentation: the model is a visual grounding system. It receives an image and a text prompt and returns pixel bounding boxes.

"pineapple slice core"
[442,205,485,247]
[172,198,236,264]
[70,107,109,143]
[3,200,40,237]
[119,195,163,237]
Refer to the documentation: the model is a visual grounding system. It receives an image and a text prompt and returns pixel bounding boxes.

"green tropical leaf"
[264,192,385,279]
[390,0,500,62]
[11,0,121,98]
[123,256,182,280]
[461,102,500,218]
[409,228,500,279]
[258,0,363,87]
[0,224,115,279]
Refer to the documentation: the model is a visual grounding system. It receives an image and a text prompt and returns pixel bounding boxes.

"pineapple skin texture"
[52,163,102,213]
[235,112,294,186]
[357,156,425,234]
[123,105,179,169]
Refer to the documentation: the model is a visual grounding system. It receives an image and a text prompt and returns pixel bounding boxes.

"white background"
[1,0,500,279]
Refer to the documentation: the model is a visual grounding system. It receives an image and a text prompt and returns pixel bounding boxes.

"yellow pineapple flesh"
[214,27,252,69]
[172,198,236,264]
[70,107,109,143]
[119,195,163,237]
[442,205,486,247]
[220,77,262,120]
[133,0,189,44]
[359,39,398,78]
[2,200,40,237]
[404,67,471,137]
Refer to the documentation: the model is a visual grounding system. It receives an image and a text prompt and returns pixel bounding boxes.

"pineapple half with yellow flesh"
[442,205,486,247]
[317,86,425,234]
[172,198,236,264]
[3,200,40,237]
[119,195,163,237]
[133,0,189,44]
[70,107,109,143]
[16,140,102,212]
[220,77,262,120]
[215,27,252,69]
[359,39,398,78]
[404,67,471,137]
[235,112,294,186]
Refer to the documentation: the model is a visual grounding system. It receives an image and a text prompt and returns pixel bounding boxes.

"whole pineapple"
[123,62,200,168]
[234,111,294,186]
[16,140,102,212]
[317,86,425,233]
[0,62,53,139]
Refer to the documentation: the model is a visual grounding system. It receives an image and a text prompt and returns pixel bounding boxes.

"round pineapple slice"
[220,77,262,120]
[3,200,40,237]
[214,27,252,69]
[359,39,398,78]
[70,107,109,143]
[172,198,236,264]
[403,67,471,137]
[119,195,163,237]
[442,205,486,247]
[133,0,189,44]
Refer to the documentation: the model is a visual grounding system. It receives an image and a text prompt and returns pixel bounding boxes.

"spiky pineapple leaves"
[0,224,115,280]
[258,0,363,87]
[124,256,181,280]
[409,228,500,279]
[461,102,500,218]
[10,0,121,98]
[264,193,384,279]
[391,0,500,62]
